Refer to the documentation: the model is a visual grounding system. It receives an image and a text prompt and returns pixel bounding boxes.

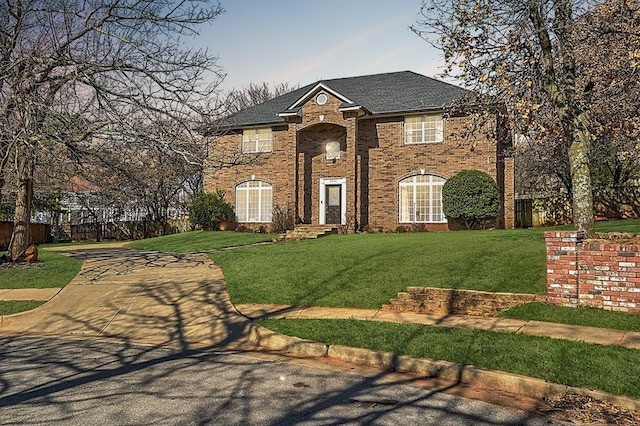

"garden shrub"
[188,190,235,231]
[271,204,296,233]
[442,170,500,230]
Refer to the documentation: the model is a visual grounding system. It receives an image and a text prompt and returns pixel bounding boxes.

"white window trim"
[235,180,272,223]
[404,114,444,145]
[242,127,273,153]
[398,175,447,223]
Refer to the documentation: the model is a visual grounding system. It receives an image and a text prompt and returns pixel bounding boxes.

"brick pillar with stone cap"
[544,231,584,307]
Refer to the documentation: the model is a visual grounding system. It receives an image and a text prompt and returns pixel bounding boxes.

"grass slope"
[214,219,640,309]
[214,229,547,309]
[126,230,273,252]
[257,318,640,399]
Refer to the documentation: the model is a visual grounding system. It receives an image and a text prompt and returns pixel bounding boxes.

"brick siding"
[545,231,640,313]
[205,90,515,231]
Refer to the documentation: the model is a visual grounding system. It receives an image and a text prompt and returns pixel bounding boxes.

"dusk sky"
[197,0,445,91]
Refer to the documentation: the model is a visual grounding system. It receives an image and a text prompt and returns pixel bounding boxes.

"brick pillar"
[544,231,584,307]
[503,157,515,229]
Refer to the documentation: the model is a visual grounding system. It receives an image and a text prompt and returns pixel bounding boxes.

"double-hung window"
[235,181,272,222]
[399,175,446,223]
[404,114,444,144]
[242,127,272,153]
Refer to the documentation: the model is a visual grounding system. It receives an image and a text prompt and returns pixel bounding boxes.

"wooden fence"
[0,221,52,250]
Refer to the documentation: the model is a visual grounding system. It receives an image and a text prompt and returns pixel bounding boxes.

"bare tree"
[226,81,296,114]
[412,0,618,235]
[512,1,640,220]
[0,0,225,260]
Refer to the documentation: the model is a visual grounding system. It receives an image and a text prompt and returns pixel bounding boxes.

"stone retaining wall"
[545,231,640,313]
[382,286,545,316]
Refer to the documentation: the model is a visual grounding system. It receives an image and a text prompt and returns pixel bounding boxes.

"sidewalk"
[0,288,62,301]
[0,246,257,349]
[235,303,640,349]
[4,283,639,349]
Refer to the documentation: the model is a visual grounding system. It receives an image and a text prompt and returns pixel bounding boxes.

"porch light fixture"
[326,141,340,160]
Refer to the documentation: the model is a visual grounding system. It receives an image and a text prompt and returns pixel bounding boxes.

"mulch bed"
[542,394,640,425]
[0,261,44,270]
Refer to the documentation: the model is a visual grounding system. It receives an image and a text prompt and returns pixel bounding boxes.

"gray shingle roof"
[220,71,471,129]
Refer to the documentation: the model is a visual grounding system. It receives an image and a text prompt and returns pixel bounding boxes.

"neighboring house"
[205,71,515,231]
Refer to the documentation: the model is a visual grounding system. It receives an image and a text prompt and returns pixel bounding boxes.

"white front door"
[319,178,346,225]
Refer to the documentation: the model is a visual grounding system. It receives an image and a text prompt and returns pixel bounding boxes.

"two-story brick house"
[204,71,515,231]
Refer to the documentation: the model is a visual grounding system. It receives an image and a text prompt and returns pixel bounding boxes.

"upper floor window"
[242,127,272,153]
[404,114,444,144]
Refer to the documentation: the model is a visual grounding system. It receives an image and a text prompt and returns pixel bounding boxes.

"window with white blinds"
[404,114,444,144]
[399,175,446,223]
[242,127,272,153]
[235,180,272,222]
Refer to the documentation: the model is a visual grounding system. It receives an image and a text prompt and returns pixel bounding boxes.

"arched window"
[399,175,446,223]
[236,181,272,222]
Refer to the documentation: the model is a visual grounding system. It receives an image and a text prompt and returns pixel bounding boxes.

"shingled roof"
[220,71,471,129]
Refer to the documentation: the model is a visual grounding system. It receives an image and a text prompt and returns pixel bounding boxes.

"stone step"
[282,226,338,241]
[383,287,546,317]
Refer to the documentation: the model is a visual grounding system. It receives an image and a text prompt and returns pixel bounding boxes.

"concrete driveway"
[0,244,255,349]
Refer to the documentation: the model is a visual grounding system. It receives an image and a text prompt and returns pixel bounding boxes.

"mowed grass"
[0,249,82,289]
[256,318,640,399]
[213,219,640,309]
[126,230,273,252]
[589,218,640,233]
[213,229,548,309]
[0,300,45,315]
[502,302,640,331]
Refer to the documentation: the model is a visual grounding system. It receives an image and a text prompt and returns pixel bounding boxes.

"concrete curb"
[326,345,640,411]
[250,330,640,412]
[247,324,328,357]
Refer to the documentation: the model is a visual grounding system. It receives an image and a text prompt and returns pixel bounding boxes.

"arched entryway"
[296,123,348,225]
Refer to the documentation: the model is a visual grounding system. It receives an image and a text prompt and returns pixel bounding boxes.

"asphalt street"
[0,335,561,425]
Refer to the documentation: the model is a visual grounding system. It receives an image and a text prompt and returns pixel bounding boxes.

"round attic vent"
[316,93,328,105]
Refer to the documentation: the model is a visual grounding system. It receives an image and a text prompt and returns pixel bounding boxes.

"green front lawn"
[212,219,640,310]
[0,249,82,289]
[214,229,549,309]
[257,318,640,399]
[126,230,273,252]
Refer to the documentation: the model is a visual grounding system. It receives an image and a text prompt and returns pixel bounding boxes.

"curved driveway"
[0,244,255,349]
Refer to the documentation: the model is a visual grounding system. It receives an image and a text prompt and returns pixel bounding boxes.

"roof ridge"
[217,70,472,129]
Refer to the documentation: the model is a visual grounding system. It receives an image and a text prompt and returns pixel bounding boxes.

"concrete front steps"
[382,286,546,317]
[279,225,338,241]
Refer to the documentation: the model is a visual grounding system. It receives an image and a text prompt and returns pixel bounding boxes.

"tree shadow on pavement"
[0,335,556,425]
[0,246,557,424]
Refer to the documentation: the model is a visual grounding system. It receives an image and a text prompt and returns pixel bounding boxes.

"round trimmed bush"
[442,170,500,229]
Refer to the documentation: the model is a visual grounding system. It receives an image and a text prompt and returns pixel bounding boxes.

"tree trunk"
[528,0,595,237]
[568,127,595,236]
[0,175,4,208]
[8,155,35,261]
